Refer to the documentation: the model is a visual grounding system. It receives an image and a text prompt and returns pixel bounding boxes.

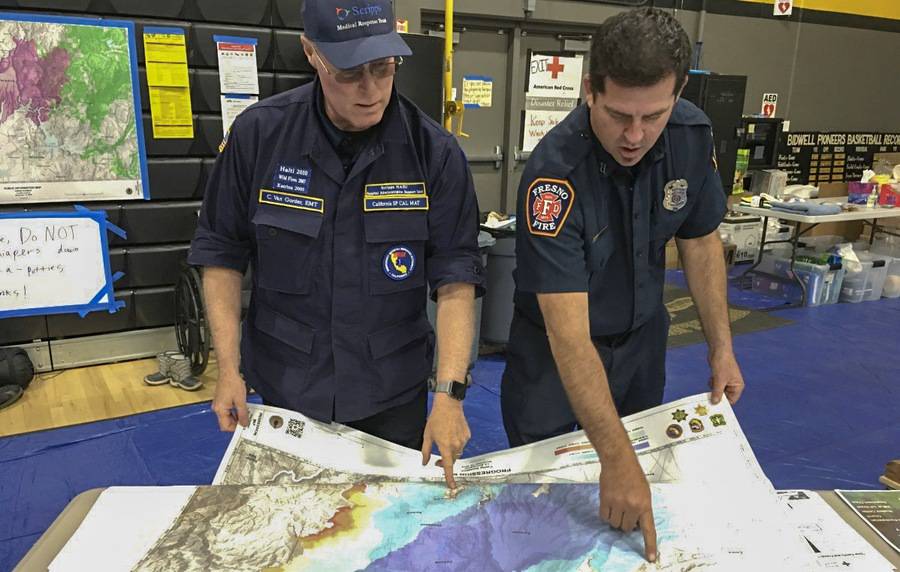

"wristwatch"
[428,375,470,401]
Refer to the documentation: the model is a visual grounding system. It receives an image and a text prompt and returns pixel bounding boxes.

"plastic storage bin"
[480,235,516,344]
[839,260,874,303]
[858,252,889,301]
[772,258,845,306]
[799,235,847,252]
[882,257,900,298]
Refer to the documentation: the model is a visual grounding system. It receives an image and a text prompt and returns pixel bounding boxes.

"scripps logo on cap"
[335,4,384,22]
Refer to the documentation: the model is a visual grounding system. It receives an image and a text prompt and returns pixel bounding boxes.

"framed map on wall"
[0,13,149,204]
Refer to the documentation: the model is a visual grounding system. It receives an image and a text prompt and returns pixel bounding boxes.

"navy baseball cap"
[303,0,412,69]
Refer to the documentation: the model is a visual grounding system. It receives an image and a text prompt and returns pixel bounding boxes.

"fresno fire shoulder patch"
[526,178,575,238]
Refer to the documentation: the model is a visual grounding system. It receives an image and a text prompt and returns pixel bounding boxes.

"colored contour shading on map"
[133,483,683,572]
[0,14,146,202]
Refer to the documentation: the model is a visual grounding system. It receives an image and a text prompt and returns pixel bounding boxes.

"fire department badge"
[526,178,575,237]
[663,179,688,212]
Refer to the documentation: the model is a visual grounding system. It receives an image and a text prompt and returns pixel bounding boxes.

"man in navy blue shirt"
[189,0,484,487]
[503,8,746,560]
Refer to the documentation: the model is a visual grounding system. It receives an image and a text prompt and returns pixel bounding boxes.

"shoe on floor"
[169,375,203,391]
[143,371,171,386]
[143,351,183,386]
[168,355,203,391]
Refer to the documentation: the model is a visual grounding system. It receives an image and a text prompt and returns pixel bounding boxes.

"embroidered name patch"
[364,182,429,212]
[259,189,324,213]
[272,163,311,195]
[383,246,416,280]
[526,178,575,237]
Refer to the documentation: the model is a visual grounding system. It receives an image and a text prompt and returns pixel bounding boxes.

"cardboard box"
[665,239,736,270]
[719,215,762,264]
[808,183,865,240]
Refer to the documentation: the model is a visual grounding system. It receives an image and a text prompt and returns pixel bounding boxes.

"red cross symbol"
[547,56,565,79]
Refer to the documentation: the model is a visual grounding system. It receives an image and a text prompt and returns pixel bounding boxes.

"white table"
[733,197,900,307]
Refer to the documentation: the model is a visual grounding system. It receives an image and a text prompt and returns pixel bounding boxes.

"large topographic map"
[129,483,698,572]
[0,14,146,203]
[50,396,851,572]
[69,482,812,572]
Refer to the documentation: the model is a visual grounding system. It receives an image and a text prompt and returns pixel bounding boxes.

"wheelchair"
[174,265,251,376]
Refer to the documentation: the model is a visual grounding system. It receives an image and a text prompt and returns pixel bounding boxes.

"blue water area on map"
[363,484,672,572]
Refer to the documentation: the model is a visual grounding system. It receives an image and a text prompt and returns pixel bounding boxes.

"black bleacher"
[0,1,442,346]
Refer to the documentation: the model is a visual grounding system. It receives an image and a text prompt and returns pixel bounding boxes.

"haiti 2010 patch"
[526,178,575,238]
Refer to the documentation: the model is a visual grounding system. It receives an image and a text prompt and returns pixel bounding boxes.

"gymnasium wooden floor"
[1,356,220,438]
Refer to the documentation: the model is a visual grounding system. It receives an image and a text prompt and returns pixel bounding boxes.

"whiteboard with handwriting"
[0,213,121,318]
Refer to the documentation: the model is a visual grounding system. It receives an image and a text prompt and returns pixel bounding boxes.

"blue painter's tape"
[0,207,125,319]
[143,26,186,36]
[128,21,151,200]
[213,35,259,45]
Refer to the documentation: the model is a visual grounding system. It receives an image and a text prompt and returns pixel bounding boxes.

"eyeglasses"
[314,48,403,84]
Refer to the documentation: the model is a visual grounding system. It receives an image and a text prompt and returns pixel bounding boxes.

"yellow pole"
[443,0,454,130]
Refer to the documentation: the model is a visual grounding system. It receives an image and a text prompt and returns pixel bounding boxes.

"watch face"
[449,381,467,400]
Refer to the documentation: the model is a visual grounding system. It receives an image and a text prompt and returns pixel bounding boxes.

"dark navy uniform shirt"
[513,99,726,337]
[189,79,484,423]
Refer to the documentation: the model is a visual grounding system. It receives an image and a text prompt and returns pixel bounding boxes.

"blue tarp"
[2,274,897,569]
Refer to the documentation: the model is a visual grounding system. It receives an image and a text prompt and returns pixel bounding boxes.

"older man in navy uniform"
[189,0,483,487]
[502,8,746,562]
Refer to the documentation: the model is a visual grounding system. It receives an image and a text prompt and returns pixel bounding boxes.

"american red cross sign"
[547,56,565,79]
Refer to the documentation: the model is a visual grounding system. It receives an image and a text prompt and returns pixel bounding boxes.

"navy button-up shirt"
[188,79,484,422]
[513,99,726,337]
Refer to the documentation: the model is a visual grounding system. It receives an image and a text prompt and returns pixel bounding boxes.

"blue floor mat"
[0,397,258,570]
[2,278,898,568]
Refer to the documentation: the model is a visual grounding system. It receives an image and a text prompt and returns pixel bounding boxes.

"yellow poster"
[143,28,193,139]
[146,62,189,88]
[462,75,493,108]
[149,87,194,139]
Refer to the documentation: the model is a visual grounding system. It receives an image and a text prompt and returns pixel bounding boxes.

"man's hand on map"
[421,394,471,489]
[708,349,745,405]
[212,369,249,431]
[599,451,657,563]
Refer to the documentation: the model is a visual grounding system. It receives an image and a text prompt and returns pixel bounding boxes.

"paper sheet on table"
[777,490,896,571]
[213,393,772,492]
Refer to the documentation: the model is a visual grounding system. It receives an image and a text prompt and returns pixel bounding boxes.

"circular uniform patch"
[526,178,575,237]
[666,424,683,439]
[383,246,416,281]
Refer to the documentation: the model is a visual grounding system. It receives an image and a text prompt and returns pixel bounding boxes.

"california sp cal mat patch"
[663,179,688,212]
[526,178,575,237]
[383,246,416,281]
